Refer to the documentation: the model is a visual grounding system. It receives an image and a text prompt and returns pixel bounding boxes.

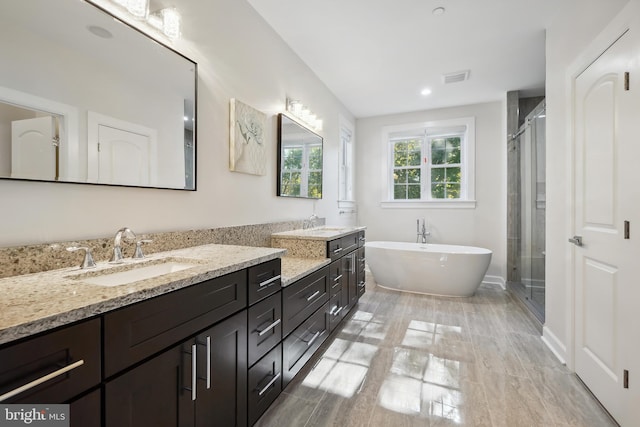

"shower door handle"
[568,235,583,247]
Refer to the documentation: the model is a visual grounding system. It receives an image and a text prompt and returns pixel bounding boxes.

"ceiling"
[246,0,559,118]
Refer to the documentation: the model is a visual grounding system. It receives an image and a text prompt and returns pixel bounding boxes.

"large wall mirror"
[0,0,197,190]
[277,114,323,199]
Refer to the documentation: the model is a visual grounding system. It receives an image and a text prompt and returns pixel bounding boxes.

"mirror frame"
[0,0,198,191]
[277,113,323,199]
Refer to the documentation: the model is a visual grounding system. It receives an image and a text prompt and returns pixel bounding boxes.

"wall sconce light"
[286,98,323,132]
[109,0,181,40]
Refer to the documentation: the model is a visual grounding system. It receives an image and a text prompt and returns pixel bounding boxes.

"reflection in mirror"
[0,0,197,190]
[277,114,323,199]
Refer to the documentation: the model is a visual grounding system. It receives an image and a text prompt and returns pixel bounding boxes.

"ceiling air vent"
[442,70,470,84]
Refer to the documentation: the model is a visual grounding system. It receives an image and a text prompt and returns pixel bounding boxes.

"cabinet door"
[69,389,101,427]
[195,310,247,427]
[104,341,194,427]
[341,252,358,314]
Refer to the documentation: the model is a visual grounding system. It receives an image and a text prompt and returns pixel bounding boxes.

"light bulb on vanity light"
[126,0,148,19]
[161,8,181,40]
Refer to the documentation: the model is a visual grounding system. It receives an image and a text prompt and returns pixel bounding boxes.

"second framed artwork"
[229,98,267,176]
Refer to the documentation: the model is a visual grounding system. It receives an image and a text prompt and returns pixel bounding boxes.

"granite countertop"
[0,244,286,345]
[280,257,331,286]
[271,225,366,241]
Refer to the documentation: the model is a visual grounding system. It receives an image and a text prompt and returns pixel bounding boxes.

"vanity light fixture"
[286,98,323,132]
[113,0,148,19]
[108,0,181,40]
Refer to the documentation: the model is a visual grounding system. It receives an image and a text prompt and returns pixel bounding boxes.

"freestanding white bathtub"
[365,241,492,297]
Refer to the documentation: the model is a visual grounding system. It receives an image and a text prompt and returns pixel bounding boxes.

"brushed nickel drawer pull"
[257,318,282,336]
[205,336,211,389]
[306,290,321,301]
[331,306,343,317]
[0,359,84,402]
[333,274,343,282]
[259,275,281,288]
[307,331,321,347]
[257,372,281,396]
[191,344,197,400]
[333,247,343,254]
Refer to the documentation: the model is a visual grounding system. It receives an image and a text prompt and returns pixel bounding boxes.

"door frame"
[87,110,158,186]
[0,86,79,181]
[564,3,637,372]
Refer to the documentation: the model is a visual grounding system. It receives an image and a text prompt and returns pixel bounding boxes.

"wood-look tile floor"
[256,276,618,427]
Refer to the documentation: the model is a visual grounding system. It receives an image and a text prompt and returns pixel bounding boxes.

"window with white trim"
[383,117,475,208]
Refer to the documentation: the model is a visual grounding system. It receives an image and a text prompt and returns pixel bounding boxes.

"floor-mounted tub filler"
[365,241,492,297]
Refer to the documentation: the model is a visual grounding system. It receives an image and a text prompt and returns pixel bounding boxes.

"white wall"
[356,101,506,282]
[0,0,355,247]
[543,0,630,363]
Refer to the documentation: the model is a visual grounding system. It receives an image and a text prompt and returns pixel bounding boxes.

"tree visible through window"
[430,137,461,199]
[390,130,466,201]
[281,144,322,198]
[393,138,422,199]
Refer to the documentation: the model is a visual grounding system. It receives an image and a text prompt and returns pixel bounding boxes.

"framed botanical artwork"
[229,98,267,175]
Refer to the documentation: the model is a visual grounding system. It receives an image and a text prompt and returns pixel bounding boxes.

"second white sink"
[77,261,198,287]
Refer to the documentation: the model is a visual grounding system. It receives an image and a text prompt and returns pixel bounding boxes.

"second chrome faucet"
[110,227,136,263]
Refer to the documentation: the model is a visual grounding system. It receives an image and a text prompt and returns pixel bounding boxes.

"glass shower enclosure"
[509,100,546,322]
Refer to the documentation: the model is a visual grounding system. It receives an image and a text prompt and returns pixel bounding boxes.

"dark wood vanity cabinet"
[104,309,248,427]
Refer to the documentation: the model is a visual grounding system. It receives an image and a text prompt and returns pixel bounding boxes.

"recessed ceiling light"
[421,88,432,96]
[432,7,445,15]
[87,25,113,39]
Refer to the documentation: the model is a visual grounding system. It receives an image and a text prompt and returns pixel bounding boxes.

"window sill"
[380,200,476,209]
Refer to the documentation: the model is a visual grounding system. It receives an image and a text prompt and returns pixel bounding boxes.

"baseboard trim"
[542,326,567,365]
[482,275,506,290]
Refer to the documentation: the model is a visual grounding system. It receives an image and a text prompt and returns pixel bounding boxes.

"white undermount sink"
[72,259,200,287]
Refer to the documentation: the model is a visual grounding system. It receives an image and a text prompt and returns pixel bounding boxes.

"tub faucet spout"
[416,219,430,244]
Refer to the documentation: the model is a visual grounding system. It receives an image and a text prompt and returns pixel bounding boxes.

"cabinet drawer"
[329,260,343,297]
[248,344,282,426]
[341,233,359,254]
[282,267,329,337]
[282,301,329,387]
[103,269,247,377]
[248,292,282,366]
[0,318,100,404]
[327,238,343,261]
[248,258,282,306]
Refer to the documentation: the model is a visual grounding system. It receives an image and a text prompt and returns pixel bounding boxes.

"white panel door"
[574,30,640,426]
[11,116,56,180]
[97,125,151,186]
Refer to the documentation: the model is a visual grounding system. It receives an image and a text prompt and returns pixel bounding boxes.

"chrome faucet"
[303,213,319,230]
[416,218,430,244]
[110,227,136,263]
